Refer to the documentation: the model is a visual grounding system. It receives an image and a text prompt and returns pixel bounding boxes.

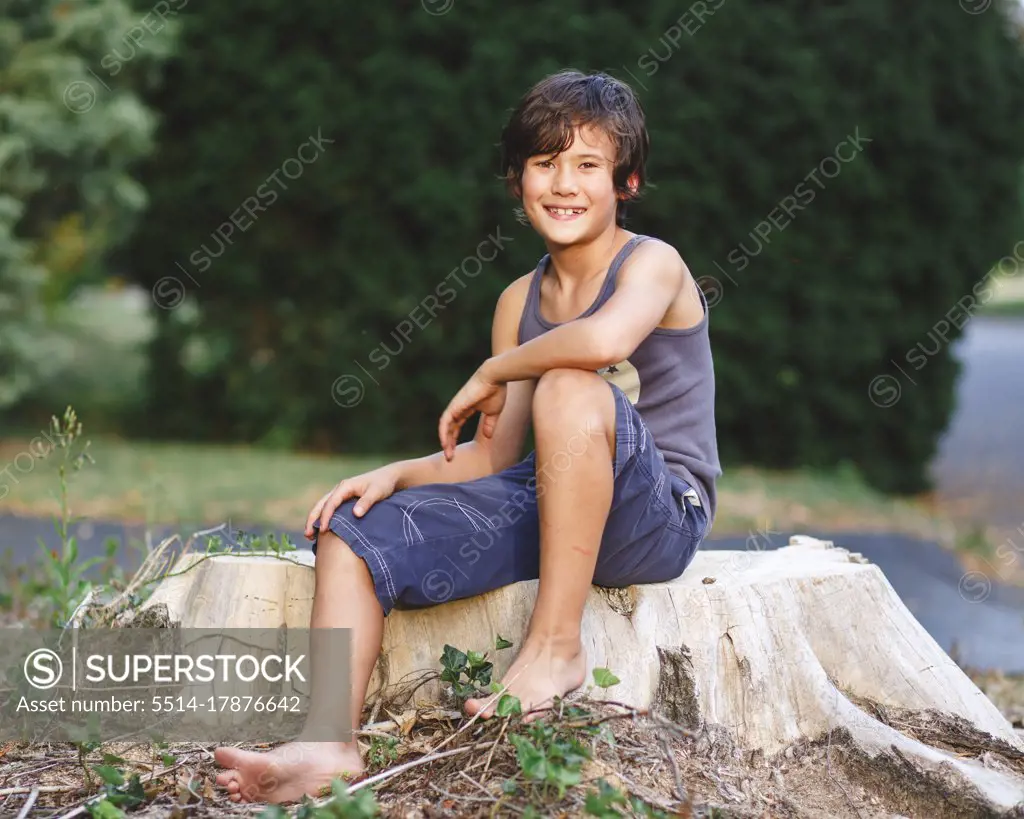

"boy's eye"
[581,162,597,168]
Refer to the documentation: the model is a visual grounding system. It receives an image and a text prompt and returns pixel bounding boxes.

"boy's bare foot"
[214,741,364,804]
[465,638,588,720]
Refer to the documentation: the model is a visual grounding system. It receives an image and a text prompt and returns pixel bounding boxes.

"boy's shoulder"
[495,269,536,312]
[490,270,535,344]
[630,234,686,266]
[622,234,692,285]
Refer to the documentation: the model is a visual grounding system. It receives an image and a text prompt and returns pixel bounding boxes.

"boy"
[216,69,720,804]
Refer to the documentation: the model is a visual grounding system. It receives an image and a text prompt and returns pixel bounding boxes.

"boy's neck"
[544,227,636,287]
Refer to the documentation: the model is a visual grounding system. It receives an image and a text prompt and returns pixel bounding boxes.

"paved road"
[3,514,1023,673]
[932,317,1024,527]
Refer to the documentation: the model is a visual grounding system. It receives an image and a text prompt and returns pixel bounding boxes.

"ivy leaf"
[521,751,547,781]
[495,635,513,650]
[592,668,621,688]
[509,734,546,781]
[106,774,145,808]
[92,765,124,786]
[473,663,493,686]
[584,779,628,818]
[86,799,126,819]
[553,764,581,788]
[440,644,467,672]
[496,694,522,717]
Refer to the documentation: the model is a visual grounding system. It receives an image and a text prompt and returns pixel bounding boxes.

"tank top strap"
[594,234,652,312]
[530,233,652,292]
[607,234,651,287]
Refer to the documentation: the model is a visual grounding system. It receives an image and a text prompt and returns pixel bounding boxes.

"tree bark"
[143,535,1024,815]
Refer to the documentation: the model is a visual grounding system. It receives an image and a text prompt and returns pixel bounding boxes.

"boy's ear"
[619,172,640,199]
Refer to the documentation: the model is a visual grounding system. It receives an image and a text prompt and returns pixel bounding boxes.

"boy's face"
[520,124,626,245]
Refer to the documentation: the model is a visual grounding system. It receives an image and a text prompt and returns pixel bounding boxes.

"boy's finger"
[353,490,378,517]
[318,502,335,536]
[442,410,459,460]
[319,484,352,533]
[305,495,329,536]
[438,410,451,455]
[448,418,463,456]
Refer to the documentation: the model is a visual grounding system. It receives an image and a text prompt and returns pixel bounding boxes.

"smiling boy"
[216,69,720,804]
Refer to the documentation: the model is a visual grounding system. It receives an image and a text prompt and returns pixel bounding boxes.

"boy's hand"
[305,464,401,539]
[438,368,507,461]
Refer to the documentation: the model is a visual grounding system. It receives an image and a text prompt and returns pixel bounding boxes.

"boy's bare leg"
[466,368,615,719]
[214,530,383,803]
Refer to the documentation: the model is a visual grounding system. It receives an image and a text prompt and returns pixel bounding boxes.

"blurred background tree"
[3,0,1023,498]
[121,0,1024,493]
[0,0,173,412]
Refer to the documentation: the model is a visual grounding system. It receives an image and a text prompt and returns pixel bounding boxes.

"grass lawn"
[0,431,956,547]
[0,433,388,531]
[979,300,1024,318]
[979,272,1024,317]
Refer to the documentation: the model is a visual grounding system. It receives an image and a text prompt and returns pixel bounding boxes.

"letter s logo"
[25,648,63,689]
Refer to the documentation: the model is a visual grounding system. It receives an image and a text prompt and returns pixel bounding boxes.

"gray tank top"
[517,234,721,525]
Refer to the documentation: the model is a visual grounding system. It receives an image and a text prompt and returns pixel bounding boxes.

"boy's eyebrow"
[536,151,609,161]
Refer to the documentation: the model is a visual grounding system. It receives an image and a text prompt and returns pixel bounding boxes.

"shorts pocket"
[665,477,704,539]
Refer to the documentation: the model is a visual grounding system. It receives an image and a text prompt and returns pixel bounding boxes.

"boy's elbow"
[585,318,634,366]
[597,331,634,367]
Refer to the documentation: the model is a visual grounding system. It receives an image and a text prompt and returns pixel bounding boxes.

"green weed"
[258,779,380,818]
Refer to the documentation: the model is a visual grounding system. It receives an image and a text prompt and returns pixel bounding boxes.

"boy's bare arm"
[479,241,688,384]
[393,276,535,489]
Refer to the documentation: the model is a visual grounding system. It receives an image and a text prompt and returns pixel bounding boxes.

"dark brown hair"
[500,70,649,227]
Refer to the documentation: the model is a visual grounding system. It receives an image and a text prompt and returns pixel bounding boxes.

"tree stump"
[144,535,1024,814]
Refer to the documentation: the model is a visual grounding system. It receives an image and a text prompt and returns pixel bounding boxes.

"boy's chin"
[537,218,603,245]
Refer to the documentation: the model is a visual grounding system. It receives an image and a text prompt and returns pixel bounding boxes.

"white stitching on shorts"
[452,498,480,531]
[401,506,425,546]
[402,497,497,546]
[331,515,398,605]
[623,393,636,463]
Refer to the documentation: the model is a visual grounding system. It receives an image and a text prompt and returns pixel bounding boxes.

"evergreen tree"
[125,0,1024,492]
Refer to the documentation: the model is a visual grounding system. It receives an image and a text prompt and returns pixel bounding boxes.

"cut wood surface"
[143,535,1024,816]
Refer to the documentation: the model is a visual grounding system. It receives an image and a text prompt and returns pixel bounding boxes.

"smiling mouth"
[545,206,587,220]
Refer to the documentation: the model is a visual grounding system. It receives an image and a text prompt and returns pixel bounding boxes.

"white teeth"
[548,207,585,216]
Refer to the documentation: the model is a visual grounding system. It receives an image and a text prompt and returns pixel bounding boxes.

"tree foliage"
[0,0,171,408]
[125,0,1024,491]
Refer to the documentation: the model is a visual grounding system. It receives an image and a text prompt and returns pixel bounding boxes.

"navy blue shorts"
[310,382,708,615]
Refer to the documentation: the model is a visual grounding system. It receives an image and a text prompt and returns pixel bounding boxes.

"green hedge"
[123,0,1024,492]
[1,0,169,412]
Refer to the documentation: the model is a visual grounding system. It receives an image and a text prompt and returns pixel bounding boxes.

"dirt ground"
[2,665,1022,819]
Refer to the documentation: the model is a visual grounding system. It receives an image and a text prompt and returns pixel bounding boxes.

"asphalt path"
[931,317,1024,526]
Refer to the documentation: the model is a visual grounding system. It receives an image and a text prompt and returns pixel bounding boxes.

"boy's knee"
[314,529,361,569]
[534,368,607,411]
[534,369,614,428]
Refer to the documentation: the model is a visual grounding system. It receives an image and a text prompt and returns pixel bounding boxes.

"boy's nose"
[551,169,579,196]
